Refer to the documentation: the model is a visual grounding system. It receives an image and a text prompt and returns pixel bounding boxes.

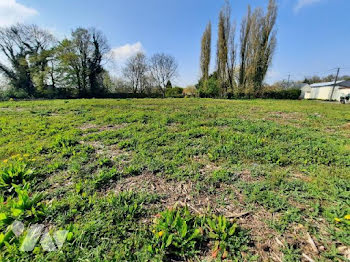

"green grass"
[0,98,349,261]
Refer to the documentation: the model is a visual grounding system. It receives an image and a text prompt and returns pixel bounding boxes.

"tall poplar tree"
[200,21,211,88]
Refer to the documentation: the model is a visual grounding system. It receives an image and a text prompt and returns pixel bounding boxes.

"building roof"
[310,80,350,88]
[338,81,350,88]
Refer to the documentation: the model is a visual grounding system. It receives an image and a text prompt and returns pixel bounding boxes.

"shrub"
[183,86,197,97]
[197,72,221,98]
[165,87,184,98]
[261,88,301,100]
[0,89,30,100]
[199,77,221,98]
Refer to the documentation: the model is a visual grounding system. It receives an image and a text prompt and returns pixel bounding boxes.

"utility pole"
[330,68,340,101]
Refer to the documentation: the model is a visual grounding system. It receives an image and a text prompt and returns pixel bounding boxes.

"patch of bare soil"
[79,123,99,130]
[80,140,131,162]
[264,111,302,121]
[342,122,350,130]
[114,173,212,213]
[0,107,25,112]
[291,173,312,183]
[79,123,127,132]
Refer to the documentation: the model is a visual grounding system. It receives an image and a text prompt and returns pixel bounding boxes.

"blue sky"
[1,0,350,86]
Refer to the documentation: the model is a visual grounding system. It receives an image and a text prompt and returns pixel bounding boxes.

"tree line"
[0,24,178,99]
[198,0,278,98]
[302,74,350,85]
[1,1,299,100]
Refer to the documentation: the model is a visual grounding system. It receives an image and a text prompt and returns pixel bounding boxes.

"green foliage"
[197,72,221,98]
[244,182,289,212]
[0,89,30,100]
[93,168,120,189]
[196,72,301,100]
[261,88,302,100]
[269,207,302,233]
[205,214,249,259]
[148,206,204,259]
[0,163,33,194]
[148,207,250,260]
[165,87,183,98]
[0,185,46,227]
[282,243,302,262]
[166,80,172,89]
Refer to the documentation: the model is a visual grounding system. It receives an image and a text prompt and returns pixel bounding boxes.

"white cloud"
[109,42,144,62]
[294,0,322,13]
[0,0,38,26]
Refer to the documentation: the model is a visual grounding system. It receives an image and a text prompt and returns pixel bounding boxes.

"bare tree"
[123,52,148,94]
[149,53,178,97]
[200,21,211,84]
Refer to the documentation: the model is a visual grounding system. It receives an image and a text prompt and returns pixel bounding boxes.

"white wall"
[334,88,350,101]
[309,86,349,101]
[300,85,311,99]
[310,86,332,100]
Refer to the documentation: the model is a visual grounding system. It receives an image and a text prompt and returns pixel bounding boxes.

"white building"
[306,80,350,101]
[299,83,312,99]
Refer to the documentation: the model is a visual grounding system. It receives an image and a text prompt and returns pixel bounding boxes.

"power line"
[274,67,350,84]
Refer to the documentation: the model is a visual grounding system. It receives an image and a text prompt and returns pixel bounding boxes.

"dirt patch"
[80,140,130,160]
[239,209,282,260]
[235,169,259,183]
[0,107,26,112]
[79,123,99,130]
[114,173,212,213]
[342,122,350,130]
[291,173,312,183]
[80,140,105,154]
[79,123,127,132]
[264,111,303,122]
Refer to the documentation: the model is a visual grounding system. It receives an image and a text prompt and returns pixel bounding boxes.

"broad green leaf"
[228,224,237,236]
[0,213,7,221]
[11,208,23,217]
[165,234,173,247]
[180,221,188,238]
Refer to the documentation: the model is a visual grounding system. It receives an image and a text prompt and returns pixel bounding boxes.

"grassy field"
[0,98,349,261]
